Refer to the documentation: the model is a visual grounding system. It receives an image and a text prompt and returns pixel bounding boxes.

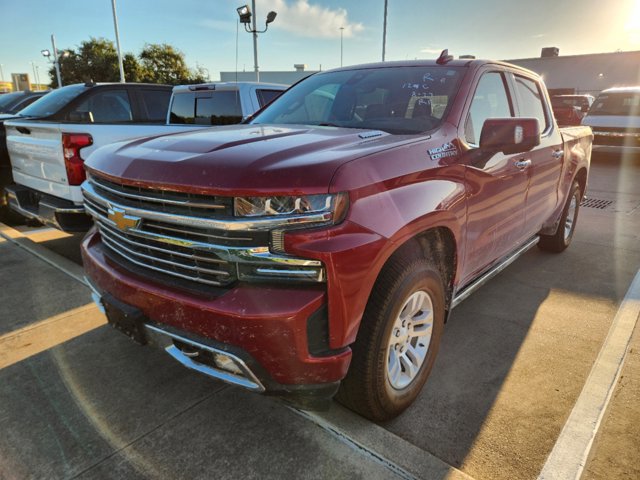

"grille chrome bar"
[98,220,227,266]
[101,233,230,277]
[101,236,228,286]
[91,175,228,210]
[82,181,332,232]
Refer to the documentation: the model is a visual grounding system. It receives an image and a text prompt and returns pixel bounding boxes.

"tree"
[47,38,205,87]
[139,43,206,85]
[48,37,141,87]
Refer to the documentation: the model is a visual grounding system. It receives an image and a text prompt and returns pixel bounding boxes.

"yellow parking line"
[0,304,107,370]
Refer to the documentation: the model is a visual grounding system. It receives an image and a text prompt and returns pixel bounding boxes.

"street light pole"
[111,0,126,83]
[237,4,276,83]
[51,34,63,88]
[382,0,388,61]
[30,61,38,90]
[251,0,259,81]
[340,27,344,67]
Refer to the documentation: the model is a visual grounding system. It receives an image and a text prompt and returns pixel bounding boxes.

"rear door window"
[138,89,171,122]
[71,89,133,123]
[513,75,549,132]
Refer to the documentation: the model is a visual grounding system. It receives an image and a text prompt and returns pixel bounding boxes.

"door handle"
[552,149,564,159]
[514,159,531,170]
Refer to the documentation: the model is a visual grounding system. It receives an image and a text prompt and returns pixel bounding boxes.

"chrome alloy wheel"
[564,194,578,241]
[386,290,434,390]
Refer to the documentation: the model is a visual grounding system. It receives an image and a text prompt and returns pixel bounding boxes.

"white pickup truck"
[5,81,286,231]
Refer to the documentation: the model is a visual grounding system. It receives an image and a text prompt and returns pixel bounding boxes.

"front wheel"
[336,257,445,421]
[538,180,582,253]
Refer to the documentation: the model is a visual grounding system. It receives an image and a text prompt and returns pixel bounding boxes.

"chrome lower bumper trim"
[145,324,266,393]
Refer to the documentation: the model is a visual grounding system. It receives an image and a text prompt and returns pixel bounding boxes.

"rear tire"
[336,255,445,421]
[538,181,582,253]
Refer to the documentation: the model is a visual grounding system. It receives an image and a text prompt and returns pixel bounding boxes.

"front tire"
[336,256,445,421]
[538,180,582,253]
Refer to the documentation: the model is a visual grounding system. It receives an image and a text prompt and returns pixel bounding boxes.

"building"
[506,49,640,96]
[220,64,319,85]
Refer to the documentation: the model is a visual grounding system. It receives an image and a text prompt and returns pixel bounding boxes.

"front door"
[459,70,531,286]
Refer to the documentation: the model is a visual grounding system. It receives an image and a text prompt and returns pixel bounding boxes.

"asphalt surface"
[0,152,638,479]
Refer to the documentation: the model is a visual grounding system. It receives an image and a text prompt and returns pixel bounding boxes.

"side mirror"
[68,111,93,123]
[581,104,589,113]
[479,117,540,155]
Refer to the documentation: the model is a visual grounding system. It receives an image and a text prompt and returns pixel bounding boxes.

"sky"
[1,0,640,85]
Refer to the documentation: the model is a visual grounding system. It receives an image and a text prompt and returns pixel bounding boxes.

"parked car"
[4,81,286,231]
[0,90,50,115]
[551,94,594,126]
[81,57,592,420]
[0,91,51,219]
[581,87,640,154]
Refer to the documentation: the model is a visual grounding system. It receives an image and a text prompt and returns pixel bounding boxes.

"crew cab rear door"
[459,70,530,284]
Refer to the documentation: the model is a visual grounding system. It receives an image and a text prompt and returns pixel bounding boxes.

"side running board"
[451,236,539,309]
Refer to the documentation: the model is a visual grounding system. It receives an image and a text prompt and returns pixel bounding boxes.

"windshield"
[588,92,640,116]
[251,66,464,134]
[0,92,23,113]
[19,84,87,117]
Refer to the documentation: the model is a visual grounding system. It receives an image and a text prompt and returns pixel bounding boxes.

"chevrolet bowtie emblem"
[107,207,141,231]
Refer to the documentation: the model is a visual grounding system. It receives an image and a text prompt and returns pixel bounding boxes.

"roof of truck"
[319,58,541,78]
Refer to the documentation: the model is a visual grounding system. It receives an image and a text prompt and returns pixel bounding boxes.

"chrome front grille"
[90,174,234,217]
[82,175,325,288]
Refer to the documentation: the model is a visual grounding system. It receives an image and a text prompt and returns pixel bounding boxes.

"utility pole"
[251,0,259,81]
[111,0,126,82]
[51,34,63,88]
[382,0,388,61]
[340,27,344,67]
[0,64,5,83]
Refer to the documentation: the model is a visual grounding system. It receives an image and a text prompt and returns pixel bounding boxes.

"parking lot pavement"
[0,227,466,480]
[0,154,638,479]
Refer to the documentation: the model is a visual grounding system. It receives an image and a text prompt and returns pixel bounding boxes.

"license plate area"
[102,294,148,345]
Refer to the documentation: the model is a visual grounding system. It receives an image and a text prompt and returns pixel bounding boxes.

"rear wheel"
[538,181,582,253]
[336,255,445,421]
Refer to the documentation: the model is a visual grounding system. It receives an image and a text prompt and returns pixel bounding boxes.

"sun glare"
[626,0,640,31]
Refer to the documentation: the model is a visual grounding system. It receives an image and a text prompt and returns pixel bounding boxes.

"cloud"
[532,33,546,38]
[265,0,364,38]
[420,47,442,54]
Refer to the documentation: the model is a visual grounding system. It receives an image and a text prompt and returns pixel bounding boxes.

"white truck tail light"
[62,133,93,186]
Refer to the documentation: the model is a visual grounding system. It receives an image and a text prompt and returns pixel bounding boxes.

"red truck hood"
[85,124,416,196]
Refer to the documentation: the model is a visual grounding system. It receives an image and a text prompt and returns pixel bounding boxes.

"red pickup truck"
[81,57,592,420]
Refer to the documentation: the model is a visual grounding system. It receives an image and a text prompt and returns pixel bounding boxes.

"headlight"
[234,193,348,225]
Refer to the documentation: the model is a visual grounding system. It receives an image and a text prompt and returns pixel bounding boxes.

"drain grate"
[581,198,614,209]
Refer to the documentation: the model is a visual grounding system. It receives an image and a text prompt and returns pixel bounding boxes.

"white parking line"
[538,269,640,480]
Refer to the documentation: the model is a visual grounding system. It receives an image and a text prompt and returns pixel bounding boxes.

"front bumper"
[82,229,352,397]
[6,183,93,232]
